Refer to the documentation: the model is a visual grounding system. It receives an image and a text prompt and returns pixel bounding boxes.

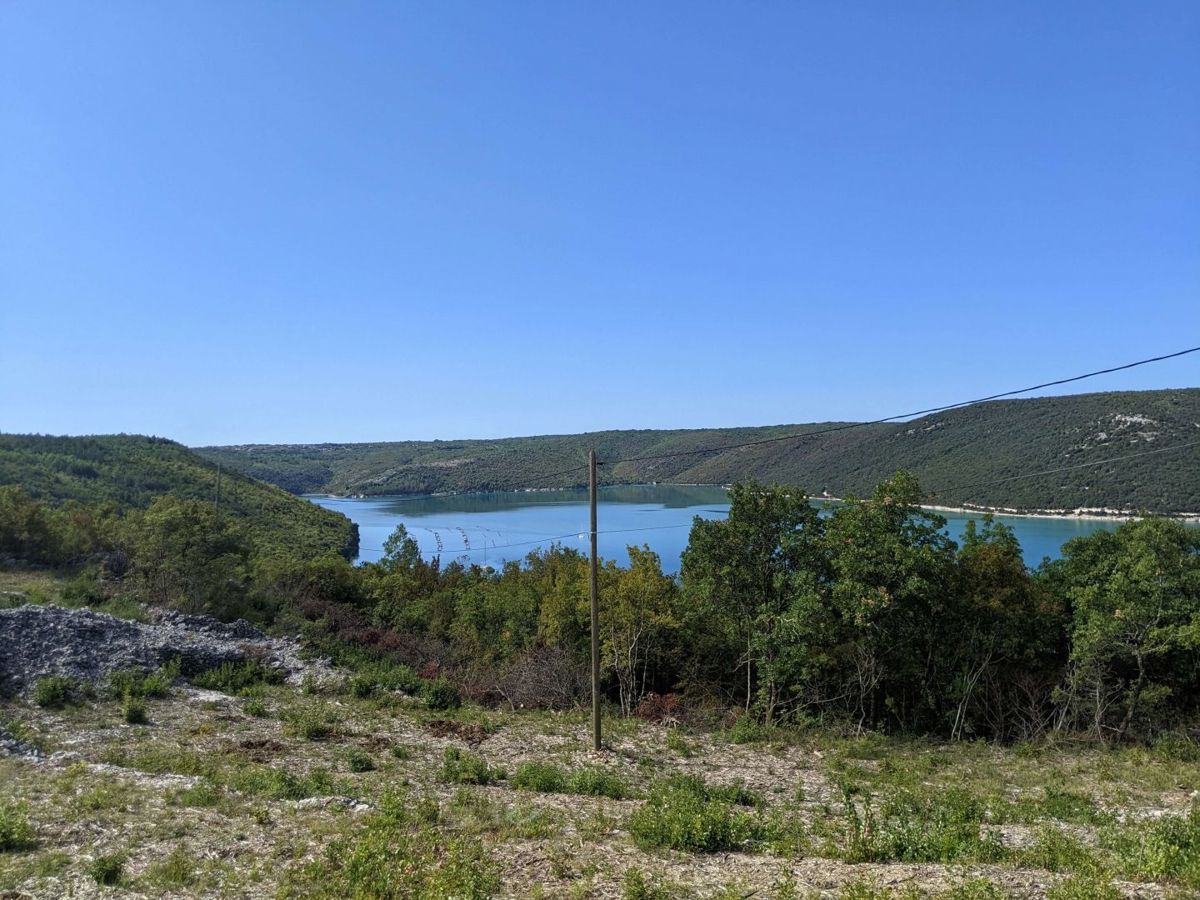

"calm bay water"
[308,485,1141,570]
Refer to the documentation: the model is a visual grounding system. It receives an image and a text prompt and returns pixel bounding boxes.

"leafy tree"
[130,496,252,618]
[1054,518,1200,740]
[603,545,681,715]
[681,481,826,716]
[824,472,957,731]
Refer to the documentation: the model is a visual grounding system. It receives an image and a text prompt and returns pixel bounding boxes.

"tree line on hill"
[0,434,358,559]
[197,388,1200,513]
[3,470,1197,744]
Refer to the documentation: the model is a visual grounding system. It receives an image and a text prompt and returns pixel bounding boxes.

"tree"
[680,481,826,716]
[130,496,252,619]
[824,472,957,732]
[603,545,681,715]
[1055,518,1200,741]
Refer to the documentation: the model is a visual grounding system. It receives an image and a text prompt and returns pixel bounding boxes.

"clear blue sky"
[2,2,1197,446]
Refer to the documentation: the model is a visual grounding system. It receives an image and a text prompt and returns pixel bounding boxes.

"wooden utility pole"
[589,448,601,751]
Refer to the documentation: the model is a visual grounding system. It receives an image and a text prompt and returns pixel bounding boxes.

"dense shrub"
[629,776,765,853]
[32,676,77,709]
[422,678,461,711]
[108,659,179,701]
[122,695,148,724]
[347,749,376,773]
[510,761,567,793]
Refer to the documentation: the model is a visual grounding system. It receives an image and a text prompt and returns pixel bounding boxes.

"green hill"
[0,434,358,558]
[197,388,1200,515]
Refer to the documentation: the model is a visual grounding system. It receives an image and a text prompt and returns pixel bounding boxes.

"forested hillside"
[0,434,358,558]
[199,388,1200,514]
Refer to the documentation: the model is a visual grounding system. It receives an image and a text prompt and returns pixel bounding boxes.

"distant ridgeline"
[198,389,1200,515]
[0,434,359,559]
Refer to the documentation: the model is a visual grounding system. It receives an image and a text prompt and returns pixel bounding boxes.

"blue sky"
[2,2,1197,445]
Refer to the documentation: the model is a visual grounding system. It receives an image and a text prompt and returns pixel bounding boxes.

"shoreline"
[307,486,1200,524]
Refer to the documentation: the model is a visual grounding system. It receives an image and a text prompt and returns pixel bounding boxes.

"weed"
[1015,826,1103,875]
[1045,874,1122,900]
[622,868,672,900]
[665,728,694,757]
[1103,806,1200,888]
[243,697,269,718]
[192,660,285,694]
[283,702,337,741]
[145,847,198,887]
[829,785,1005,865]
[173,779,221,808]
[280,790,498,899]
[0,800,35,852]
[108,658,179,700]
[567,766,630,800]
[629,775,765,853]
[511,761,567,793]
[89,852,126,886]
[440,748,503,785]
[942,879,1010,899]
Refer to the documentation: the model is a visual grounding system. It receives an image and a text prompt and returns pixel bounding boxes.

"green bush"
[191,659,285,694]
[283,704,337,741]
[32,675,77,709]
[122,695,148,724]
[422,678,461,711]
[0,800,35,852]
[511,761,567,793]
[440,748,502,786]
[347,749,376,773]
[243,697,269,718]
[567,766,630,800]
[629,776,765,853]
[89,852,126,886]
[108,659,179,701]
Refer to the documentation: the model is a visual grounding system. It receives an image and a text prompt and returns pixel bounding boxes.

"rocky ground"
[0,603,330,698]
[1,601,1198,898]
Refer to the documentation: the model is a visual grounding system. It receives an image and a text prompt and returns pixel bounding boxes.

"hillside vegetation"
[0,434,357,559]
[198,388,1200,514]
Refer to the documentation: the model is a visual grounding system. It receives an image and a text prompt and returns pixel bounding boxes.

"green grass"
[511,761,631,800]
[279,791,498,899]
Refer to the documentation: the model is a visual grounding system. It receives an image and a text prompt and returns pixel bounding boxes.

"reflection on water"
[309,486,1156,571]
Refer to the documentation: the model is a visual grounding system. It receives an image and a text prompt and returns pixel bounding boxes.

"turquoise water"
[308,485,1149,570]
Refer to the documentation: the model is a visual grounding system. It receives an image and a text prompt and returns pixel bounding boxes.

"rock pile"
[0,604,324,696]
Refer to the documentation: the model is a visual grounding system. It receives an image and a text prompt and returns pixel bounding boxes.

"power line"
[602,345,1200,467]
